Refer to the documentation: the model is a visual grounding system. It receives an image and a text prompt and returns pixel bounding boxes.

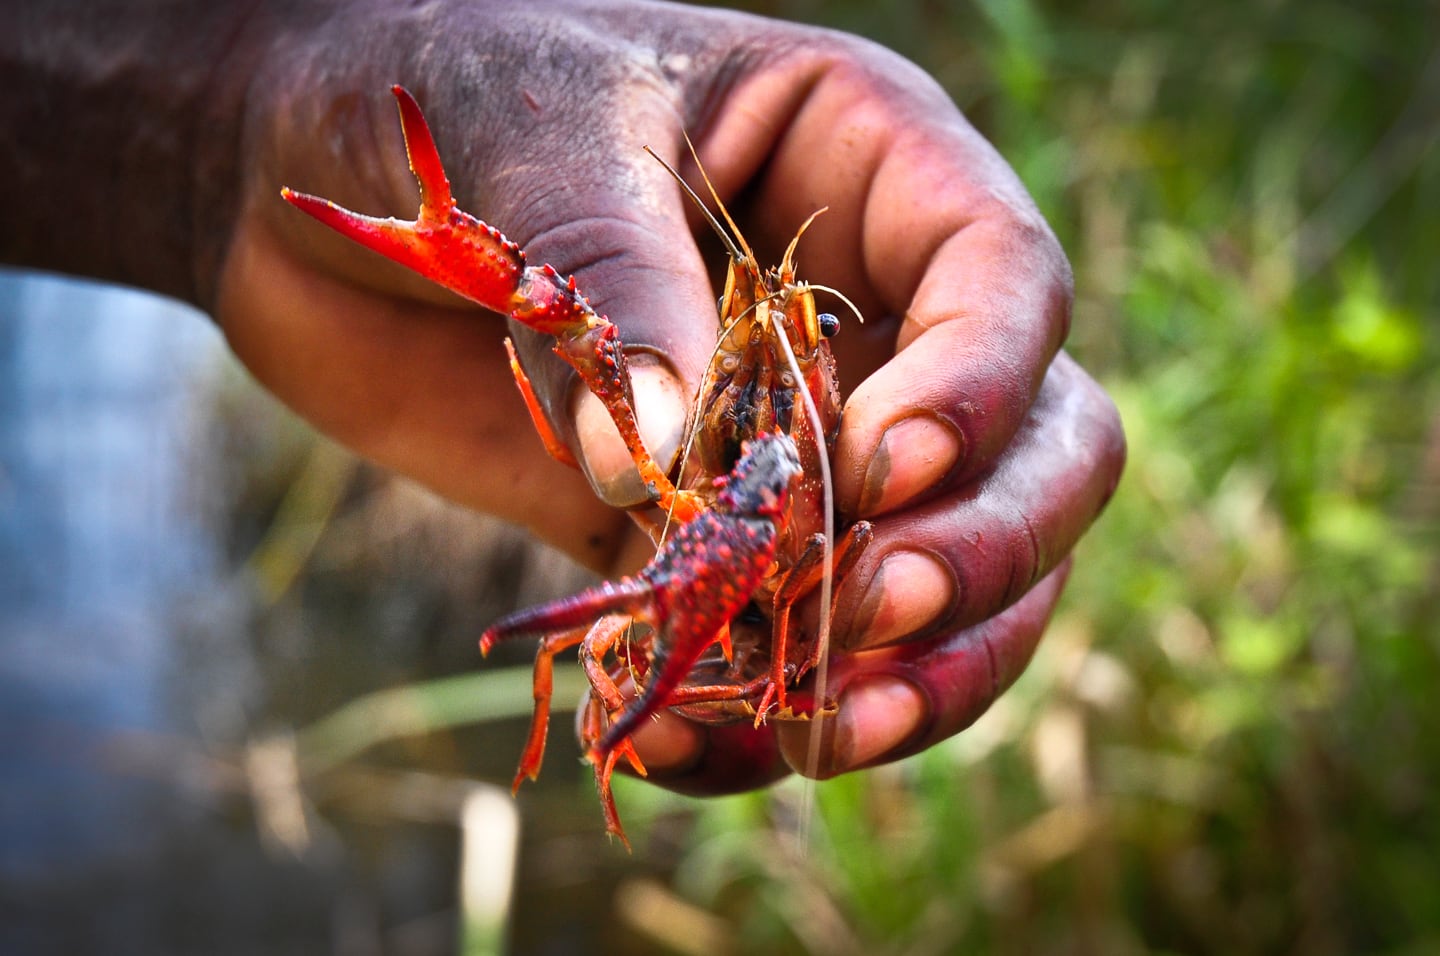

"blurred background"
[1,0,1436,953]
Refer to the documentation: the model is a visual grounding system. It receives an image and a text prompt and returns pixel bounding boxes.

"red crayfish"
[283,86,871,845]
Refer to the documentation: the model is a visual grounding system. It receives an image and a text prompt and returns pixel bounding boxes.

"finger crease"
[1021,511,1044,590]
[981,629,1001,704]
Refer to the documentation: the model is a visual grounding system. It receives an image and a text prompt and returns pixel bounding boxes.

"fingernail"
[851,550,955,649]
[833,677,927,769]
[572,361,686,507]
[858,415,963,515]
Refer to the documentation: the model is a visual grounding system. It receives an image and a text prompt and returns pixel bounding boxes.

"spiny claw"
[281,87,607,340]
[284,84,686,511]
[389,84,451,212]
[282,88,530,314]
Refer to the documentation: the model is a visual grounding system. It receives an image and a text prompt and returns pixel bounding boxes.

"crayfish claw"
[389,84,455,217]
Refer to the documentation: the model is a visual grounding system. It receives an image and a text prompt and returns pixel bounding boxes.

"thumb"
[498,153,718,510]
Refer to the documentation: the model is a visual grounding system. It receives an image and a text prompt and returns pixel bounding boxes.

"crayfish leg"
[760,520,875,722]
[548,321,697,516]
[579,617,638,714]
[511,625,589,793]
[579,693,646,851]
[664,675,767,709]
[504,337,579,468]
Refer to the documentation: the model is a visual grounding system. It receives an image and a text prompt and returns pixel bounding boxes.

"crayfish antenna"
[772,321,838,845]
[642,143,746,265]
[780,207,827,275]
[679,131,757,268]
[809,283,868,328]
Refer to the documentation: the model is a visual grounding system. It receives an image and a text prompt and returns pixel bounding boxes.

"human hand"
[212,1,1124,789]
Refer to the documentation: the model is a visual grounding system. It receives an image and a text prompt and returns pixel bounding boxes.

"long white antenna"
[774,325,834,853]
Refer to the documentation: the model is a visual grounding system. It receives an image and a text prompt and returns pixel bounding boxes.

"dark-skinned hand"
[3,0,1125,793]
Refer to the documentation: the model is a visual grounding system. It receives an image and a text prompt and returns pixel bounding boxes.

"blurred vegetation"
[246,1,1438,952]
[617,1,1439,953]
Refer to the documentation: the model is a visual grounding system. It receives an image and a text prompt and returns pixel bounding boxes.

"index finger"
[697,41,1072,516]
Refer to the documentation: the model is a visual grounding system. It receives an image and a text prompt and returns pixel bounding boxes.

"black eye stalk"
[818,312,840,338]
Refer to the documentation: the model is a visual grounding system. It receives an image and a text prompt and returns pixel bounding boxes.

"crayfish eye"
[818,312,840,337]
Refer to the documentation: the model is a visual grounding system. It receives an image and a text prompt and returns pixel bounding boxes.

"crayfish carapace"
[283,86,872,846]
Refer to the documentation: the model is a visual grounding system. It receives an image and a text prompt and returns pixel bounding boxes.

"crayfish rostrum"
[283,86,872,845]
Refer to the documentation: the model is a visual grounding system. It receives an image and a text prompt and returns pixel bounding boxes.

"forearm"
[0,0,667,311]
[0,1,273,308]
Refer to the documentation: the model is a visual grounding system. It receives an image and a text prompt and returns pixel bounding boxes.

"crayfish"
[283,86,872,845]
